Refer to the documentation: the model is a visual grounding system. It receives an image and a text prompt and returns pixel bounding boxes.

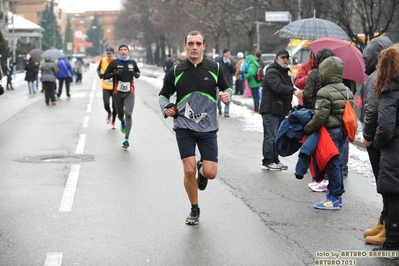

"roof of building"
[7,12,44,31]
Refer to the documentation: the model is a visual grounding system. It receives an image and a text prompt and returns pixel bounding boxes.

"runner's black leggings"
[102,89,117,122]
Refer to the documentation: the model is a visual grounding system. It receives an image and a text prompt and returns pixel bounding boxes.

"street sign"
[265,11,290,22]
[67,42,73,51]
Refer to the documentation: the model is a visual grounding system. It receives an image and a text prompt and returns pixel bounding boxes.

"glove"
[133,72,140,78]
[116,69,123,76]
[165,103,178,119]
[99,74,104,79]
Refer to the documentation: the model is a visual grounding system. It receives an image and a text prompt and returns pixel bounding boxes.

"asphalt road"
[0,65,396,266]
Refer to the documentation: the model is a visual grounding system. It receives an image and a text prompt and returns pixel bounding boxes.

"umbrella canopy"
[277,17,350,41]
[28,49,43,63]
[41,49,65,59]
[309,37,368,84]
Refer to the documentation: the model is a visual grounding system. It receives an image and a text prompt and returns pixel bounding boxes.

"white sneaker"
[310,180,329,192]
[261,163,281,170]
[275,162,288,170]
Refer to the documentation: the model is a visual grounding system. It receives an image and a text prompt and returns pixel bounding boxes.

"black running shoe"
[185,207,200,225]
[197,160,208,191]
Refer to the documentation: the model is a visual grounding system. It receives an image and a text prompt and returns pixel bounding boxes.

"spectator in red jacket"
[293,51,317,105]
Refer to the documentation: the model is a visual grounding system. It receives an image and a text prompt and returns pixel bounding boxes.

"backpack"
[255,66,264,83]
[338,88,358,142]
[241,60,248,74]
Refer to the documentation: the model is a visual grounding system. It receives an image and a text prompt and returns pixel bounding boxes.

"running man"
[103,44,140,148]
[97,47,117,129]
[158,30,232,225]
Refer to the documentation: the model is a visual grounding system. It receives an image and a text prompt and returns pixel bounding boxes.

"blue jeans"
[250,87,260,112]
[262,113,283,165]
[217,97,230,114]
[27,81,35,93]
[326,127,346,197]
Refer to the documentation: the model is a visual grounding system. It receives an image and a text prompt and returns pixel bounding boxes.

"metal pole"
[53,20,56,48]
[298,0,302,20]
[12,0,15,79]
[256,22,260,52]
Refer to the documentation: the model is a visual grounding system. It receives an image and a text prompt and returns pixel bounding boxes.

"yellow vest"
[99,57,114,90]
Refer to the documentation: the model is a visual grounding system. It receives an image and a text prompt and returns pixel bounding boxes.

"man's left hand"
[219,91,230,104]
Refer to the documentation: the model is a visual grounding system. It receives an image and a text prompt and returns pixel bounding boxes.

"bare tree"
[301,0,399,49]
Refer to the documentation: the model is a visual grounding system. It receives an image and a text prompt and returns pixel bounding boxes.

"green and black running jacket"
[159,58,232,132]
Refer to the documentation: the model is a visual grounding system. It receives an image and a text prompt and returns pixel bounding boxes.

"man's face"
[106,53,113,59]
[119,47,129,58]
[223,51,231,58]
[276,55,290,68]
[184,34,205,61]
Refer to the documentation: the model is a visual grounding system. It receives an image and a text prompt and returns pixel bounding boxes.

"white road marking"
[70,93,86,98]
[59,165,80,212]
[44,252,63,266]
[82,116,89,128]
[75,134,86,154]
[86,78,97,112]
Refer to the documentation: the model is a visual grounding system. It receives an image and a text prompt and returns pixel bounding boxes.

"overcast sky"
[59,0,121,13]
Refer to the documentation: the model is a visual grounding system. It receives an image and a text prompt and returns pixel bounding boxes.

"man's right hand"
[99,74,104,79]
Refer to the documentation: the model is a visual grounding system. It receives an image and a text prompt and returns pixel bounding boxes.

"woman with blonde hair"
[372,46,399,256]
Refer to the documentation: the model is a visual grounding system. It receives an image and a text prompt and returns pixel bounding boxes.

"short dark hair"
[184,30,206,44]
[255,52,262,58]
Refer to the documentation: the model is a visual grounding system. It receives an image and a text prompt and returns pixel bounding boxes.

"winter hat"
[118,44,129,51]
[106,47,114,53]
[237,52,244,59]
[276,49,290,58]
[222,48,230,54]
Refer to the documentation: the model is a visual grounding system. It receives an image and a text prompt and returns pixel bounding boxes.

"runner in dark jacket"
[159,30,231,225]
[103,44,140,149]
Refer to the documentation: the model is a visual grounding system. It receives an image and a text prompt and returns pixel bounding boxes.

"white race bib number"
[105,78,113,84]
[117,81,130,92]
[184,102,207,123]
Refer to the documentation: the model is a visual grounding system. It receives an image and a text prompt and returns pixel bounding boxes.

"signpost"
[265,11,291,23]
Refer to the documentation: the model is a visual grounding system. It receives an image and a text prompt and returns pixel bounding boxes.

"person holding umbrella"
[24,57,38,94]
[40,56,58,105]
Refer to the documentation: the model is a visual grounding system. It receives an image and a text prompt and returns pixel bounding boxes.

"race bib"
[105,78,113,84]
[117,81,130,92]
[184,102,207,123]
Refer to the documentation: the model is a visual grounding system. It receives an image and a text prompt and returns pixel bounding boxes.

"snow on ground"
[142,75,375,184]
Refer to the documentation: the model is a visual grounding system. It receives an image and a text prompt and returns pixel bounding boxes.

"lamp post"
[12,0,16,77]
[99,40,103,55]
[255,21,268,52]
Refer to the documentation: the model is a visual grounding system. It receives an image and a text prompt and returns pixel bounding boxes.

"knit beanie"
[118,44,129,51]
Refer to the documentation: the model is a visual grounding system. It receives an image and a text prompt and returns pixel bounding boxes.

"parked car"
[261,53,275,65]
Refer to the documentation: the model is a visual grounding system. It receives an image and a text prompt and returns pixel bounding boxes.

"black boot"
[372,223,399,260]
